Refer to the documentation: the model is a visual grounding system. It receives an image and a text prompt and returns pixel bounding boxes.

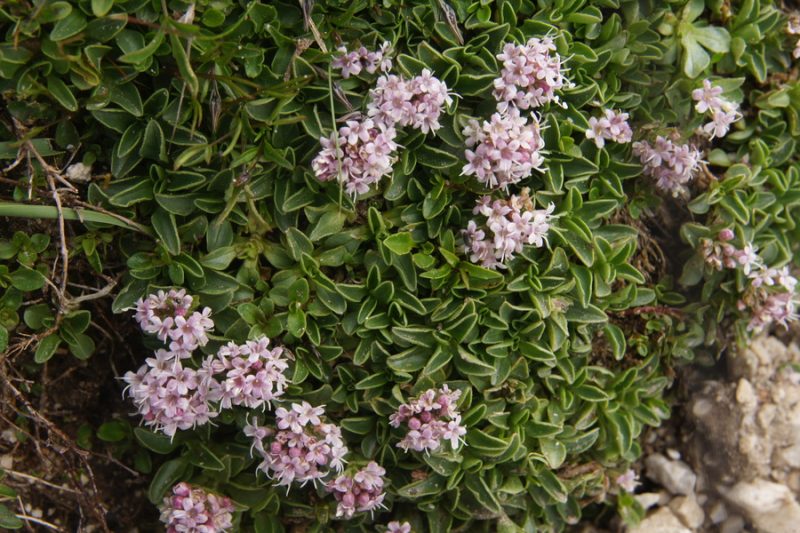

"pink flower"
[492,37,568,111]
[312,117,398,197]
[692,79,724,114]
[462,108,546,189]
[327,462,387,518]
[692,79,742,138]
[367,70,452,133]
[615,469,640,493]
[463,189,554,269]
[387,521,412,533]
[132,289,213,358]
[633,137,702,197]
[394,386,466,454]
[586,109,633,148]
[247,403,348,489]
[159,483,234,533]
[332,41,392,78]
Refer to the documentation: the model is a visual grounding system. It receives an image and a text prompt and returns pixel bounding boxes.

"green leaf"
[140,119,166,161]
[97,420,129,442]
[110,83,144,117]
[34,334,61,363]
[134,427,180,454]
[50,10,87,41]
[308,210,346,242]
[383,232,415,255]
[681,33,710,78]
[0,326,7,353]
[691,25,730,54]
[169,33,200,95]
[0,504,23,530]
[91,0,114,17]
[148,458,189,504]
[46,76,78,111]
[119,31,164,64]
[9,266,46,291]
[65,332,95,359]
[151,208,180,255]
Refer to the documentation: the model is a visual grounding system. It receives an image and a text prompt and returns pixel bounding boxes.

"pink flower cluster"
[312,118,399,197]
[124,335,289,437]
[326,461,387,518]
[493,37,568,111]
[740,265,798,332]
[701,229,761,275]
[389,385,467,453]
[159,482,234,533]
[701,235,798,331]
[134,289,213,358]
[123,349,219,437]
[633,136,702,197]
[692,79,742,139]
[387,522,412,533]
[462,107,546,189]
[585,109,633,148]
[245,402,348,488]
[463,189,555,269]
[211,338,289,410]
[332,42,392,78]
[367,69,453,134]
[315,55,452,196]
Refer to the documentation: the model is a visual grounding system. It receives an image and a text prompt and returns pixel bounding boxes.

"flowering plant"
[1,0,799,532]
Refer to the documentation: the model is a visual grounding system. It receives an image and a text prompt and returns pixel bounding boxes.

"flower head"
[463,189,554,269]
[493,37,569,111]
[159,482,234,533]
[633,137,702,197]
[392,385,466,453]
[247,403,348,489]
[327,461,387,518]
[462,108,546,189]
[332,41,392,78]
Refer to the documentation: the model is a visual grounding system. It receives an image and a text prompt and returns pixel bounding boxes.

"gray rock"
[627,507,691,533]
[669,496,705,529]
[723,478,800,533]
[645,453,697,496]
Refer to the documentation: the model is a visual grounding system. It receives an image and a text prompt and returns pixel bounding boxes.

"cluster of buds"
[740,265,798,332]
[462,189,555,269]
[134,289,213,358]
[159,482,234,533]
[493,37,568,111]
[211,338,289,410]
[788,18,800,60]
[312,118,399,197]
[332,41,392,78]
[326,462,387,518]
[633,136,702,197]
[701,229,761,275]
[367,69,453,134]
[692,79,742,139]
[585,109,633,148]
[461,108,546,189]
[389,385,467,453]
[245,402,348,488]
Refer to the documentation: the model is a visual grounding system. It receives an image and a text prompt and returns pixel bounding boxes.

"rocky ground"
[622,334,800,533]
